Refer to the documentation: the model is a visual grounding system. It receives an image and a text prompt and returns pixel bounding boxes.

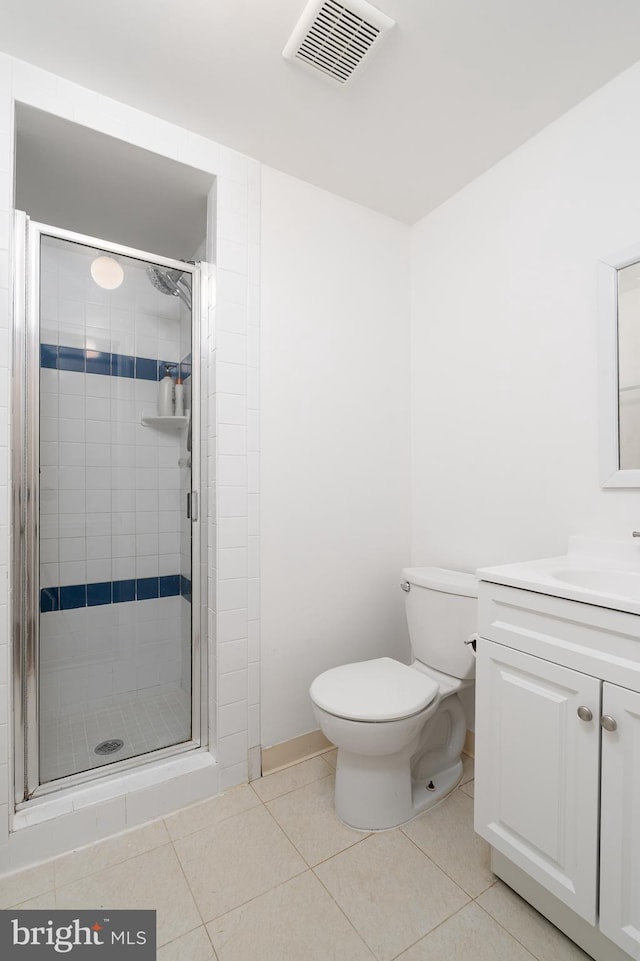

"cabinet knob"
[600,715,618,733]
[577,705,593,722]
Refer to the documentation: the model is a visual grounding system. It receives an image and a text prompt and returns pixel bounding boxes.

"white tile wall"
[0,54,261,873]
[40,596,184,720]
[39,237,186,589]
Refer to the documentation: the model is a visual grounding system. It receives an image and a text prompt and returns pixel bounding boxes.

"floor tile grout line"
[472,886,564,961]
[166,834,229,961]
[262,784,373,871]
[258,790,327,869]
[51,817,172,890]
[204,926,222,961]
[473,898,541,961]
[383,896,540,961]
[155,922,219,961]
[303,828,372,869]
[398,790,496,901]
[163,786,262,843]
[0,854,58,898]
[249,760,335,804]
[7,888,56,910]
[401,843,491,903]
[309,864,379,960]
[171,793,310,936]
[53,837,175,893]
[459,758,475,787]
[50,840,206,951]
[169,833,210,929]
[202,868,317,940]
[385,900,482,961]
[305,825,474,959]
[459,780,475,799]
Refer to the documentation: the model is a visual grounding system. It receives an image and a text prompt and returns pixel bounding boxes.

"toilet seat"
[310,657,439,722]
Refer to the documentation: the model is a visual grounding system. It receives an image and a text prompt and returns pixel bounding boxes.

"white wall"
[260,167,412,747]
[411,60,640,734]
[411,60,640,584]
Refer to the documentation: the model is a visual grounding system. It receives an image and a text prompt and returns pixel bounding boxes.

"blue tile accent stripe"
[40,575,192,612]
[60,584,87,610]
[40,586,60,612]
[40,344,191,382]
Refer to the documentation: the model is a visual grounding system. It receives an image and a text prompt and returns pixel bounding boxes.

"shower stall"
[12,214,206,801]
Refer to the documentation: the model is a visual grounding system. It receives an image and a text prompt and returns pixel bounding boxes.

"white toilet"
[309,567,477,830]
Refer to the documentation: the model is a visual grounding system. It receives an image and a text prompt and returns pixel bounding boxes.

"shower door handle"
[187,491,199,522]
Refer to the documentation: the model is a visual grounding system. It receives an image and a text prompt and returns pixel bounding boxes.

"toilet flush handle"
[464,633,479,653]
[400,581,411,592]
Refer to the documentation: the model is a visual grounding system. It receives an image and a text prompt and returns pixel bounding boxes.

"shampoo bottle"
[174,376,185,417]
[158,365,175,416]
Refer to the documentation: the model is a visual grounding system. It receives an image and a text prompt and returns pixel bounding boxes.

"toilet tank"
[402,567,477,680]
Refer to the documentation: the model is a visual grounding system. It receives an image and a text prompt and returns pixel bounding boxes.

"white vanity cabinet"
[475,581,640,961]
[599,682,640,956]
[475,639,601,923]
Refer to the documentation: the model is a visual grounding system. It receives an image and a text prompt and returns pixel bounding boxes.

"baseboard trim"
[261,730,334,776]
[261,727,475,775]
[463,729,475,758]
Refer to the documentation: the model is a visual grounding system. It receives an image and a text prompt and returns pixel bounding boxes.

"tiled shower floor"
[40,687,191,783]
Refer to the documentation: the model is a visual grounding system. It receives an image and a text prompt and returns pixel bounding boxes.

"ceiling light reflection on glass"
[90,255,124,290]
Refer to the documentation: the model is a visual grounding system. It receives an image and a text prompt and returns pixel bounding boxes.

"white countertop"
[476,536,640,616]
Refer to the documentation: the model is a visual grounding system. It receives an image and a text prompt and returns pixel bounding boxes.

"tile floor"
[40,687,191,783]
[0,752,592,961]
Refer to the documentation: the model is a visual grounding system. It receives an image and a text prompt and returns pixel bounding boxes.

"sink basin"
[477,538,640,615]
[551,568,640,599]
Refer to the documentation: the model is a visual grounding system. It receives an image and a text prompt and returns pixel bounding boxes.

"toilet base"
[334,753,463,831]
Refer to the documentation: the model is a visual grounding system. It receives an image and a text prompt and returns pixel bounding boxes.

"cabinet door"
[599,683,640,956]
[474,638,601,923]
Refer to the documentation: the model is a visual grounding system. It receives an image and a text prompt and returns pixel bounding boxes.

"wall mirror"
[599,242,640,488]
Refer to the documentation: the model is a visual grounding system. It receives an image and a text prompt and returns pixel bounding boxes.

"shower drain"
[94,739,124,756]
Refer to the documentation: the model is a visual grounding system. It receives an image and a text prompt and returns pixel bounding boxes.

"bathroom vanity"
[475,539,640,961]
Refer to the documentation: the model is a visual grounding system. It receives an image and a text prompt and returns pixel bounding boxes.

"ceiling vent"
[283,0,395,85]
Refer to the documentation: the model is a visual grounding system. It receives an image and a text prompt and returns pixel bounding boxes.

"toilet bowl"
[309,567,477,831]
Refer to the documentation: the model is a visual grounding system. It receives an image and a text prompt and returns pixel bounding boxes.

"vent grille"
[283,0,395,85]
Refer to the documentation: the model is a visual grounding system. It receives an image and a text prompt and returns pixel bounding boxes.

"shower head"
[147,266,183,295]
[146,265,192,310]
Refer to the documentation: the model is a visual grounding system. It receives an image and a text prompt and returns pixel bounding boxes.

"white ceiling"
[3,0,640,224]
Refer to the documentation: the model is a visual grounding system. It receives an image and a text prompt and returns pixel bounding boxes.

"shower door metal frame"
[12,213,207,804]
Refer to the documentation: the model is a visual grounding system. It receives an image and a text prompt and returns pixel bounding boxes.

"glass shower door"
[15,217,201,797]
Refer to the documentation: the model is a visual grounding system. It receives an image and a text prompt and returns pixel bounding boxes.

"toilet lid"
[310,657,439,722]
